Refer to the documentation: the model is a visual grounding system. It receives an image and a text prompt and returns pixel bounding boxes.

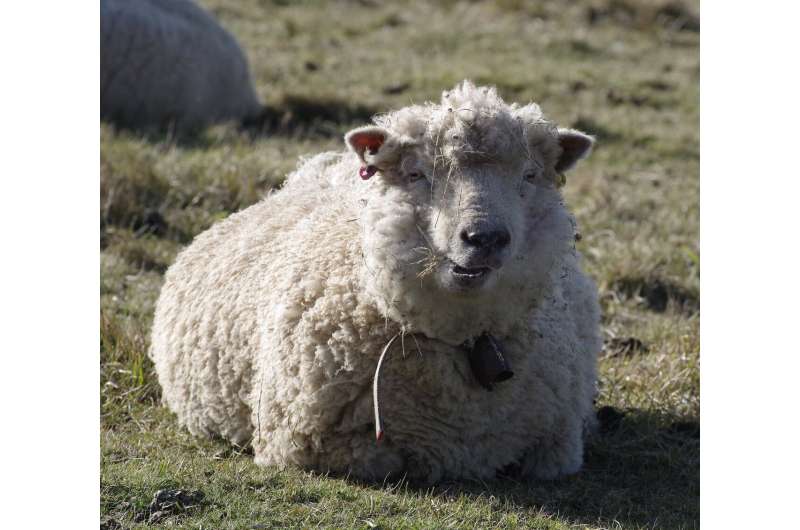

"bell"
[468,333,513,391]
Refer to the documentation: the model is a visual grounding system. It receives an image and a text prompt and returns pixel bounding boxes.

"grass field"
[100,0,699,528]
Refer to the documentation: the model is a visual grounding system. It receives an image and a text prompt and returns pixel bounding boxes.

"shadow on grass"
[241,95,378,138]
[102,93,379,147]
[571,116,624,144]
[613,275,700,314]
[370,409,700,530]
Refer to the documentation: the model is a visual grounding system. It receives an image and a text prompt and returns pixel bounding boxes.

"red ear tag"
[359,165,378,180]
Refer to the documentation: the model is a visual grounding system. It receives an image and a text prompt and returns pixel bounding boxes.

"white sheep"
[101,0,261,133]
[150,81,601,483]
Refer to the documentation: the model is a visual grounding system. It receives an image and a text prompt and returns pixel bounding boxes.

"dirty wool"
[150,81,600,483]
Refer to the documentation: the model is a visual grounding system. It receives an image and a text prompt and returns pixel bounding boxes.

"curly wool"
[150,81,601,483]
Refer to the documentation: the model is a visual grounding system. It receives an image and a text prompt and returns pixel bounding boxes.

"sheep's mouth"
[445,261,494,290]
[451,265,491,278]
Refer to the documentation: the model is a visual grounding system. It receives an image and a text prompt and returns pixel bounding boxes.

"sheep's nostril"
[495,229,510,249]
[461,230,484,247]
[460,227,511,252]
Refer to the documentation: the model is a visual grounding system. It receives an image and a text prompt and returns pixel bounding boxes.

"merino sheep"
[150,81,601,483]
[101,0,261,133]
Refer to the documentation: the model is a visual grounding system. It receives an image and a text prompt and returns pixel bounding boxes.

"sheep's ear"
[345,126,390,164]
[555,128,595,173]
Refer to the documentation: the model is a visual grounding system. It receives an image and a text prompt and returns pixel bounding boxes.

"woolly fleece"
[150,81,601,483]
[101,0,261,133]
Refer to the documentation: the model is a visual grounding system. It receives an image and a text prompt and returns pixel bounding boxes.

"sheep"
[150,81,601,483]
[101,0,261,134]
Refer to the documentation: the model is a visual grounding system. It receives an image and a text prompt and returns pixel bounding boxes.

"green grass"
[100,0,699,528]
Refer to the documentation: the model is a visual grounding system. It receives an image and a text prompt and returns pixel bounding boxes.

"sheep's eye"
[407,171,426,182]
[524,172,539,182]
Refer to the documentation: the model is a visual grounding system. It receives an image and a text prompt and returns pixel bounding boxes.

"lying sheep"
[101,0,261,133]
[150,81,601,483]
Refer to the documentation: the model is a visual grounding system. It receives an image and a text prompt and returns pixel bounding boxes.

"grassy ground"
[100,0,699,528]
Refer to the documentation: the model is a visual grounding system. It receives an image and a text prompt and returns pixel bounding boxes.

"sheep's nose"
[460,226,511,253]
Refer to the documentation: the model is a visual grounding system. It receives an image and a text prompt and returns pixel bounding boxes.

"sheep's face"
[346,82,593,342]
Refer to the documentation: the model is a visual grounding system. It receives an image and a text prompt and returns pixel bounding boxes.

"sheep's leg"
[519,414,584,480]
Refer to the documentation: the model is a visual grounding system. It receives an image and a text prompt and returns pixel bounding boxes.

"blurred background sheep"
[100,0,262,134]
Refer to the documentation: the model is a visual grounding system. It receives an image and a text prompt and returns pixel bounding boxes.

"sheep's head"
[346,81,593,344]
